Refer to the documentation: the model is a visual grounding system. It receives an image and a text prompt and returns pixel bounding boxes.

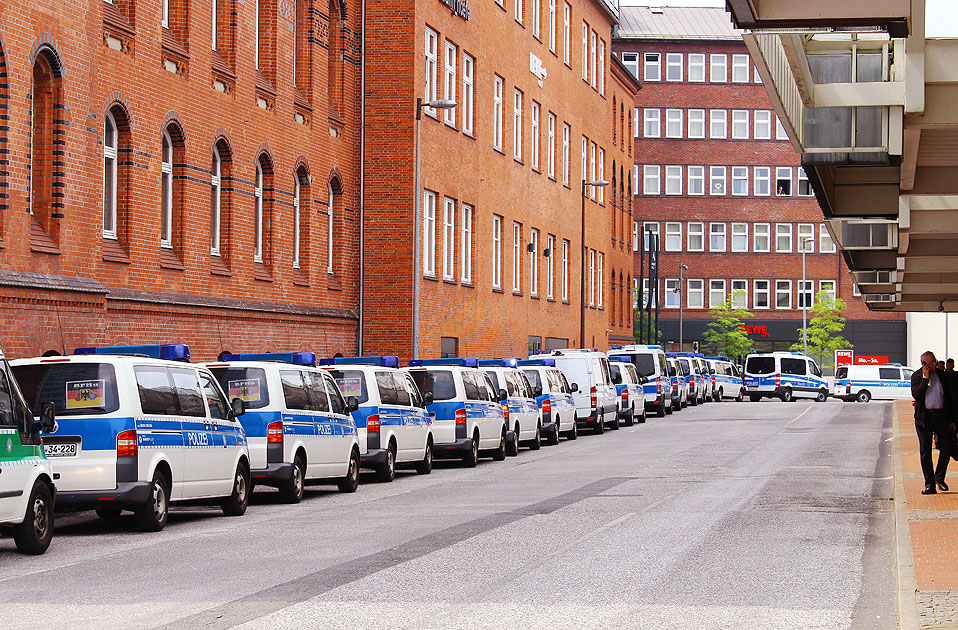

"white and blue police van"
[833,364,915,402]
[13,344,250,532]
[693,354,714,402]
[529,350,618,434]
[408,358,507,466]
[666,357,685,412]
[321,355,433,481]
[704,356,745,401]
[206,352,361,502]
[519,358,578,443]
[480,359,542,454]
[608,357,647,425]
[607,345,672,418]
[669,353,702,406]
[0,346,56,554]
[743,351,829,402]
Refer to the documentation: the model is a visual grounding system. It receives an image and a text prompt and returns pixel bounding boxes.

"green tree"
[703,291,754,360]
[790,291,852,368]
[633,310,662,344]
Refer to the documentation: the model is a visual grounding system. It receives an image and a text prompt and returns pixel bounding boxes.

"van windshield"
[410,369,456,401]
[209,366,271,409]
[746,356,775,375]
[13,362,121,417]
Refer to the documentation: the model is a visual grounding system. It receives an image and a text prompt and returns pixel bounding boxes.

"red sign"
[739,325,770,337]
[835,350,854,367]
[855,355,889,365]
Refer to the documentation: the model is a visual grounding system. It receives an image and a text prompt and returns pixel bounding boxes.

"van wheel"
[636,407,646,424]
[609,413,620,430]
[507,425,520,457]
[491,429,507,461]
[529,424,542,450]
[13,480,54,555]
[376,443,397,483]
[415,440,433,475]
[857,390,872,403]
[547,419,560,445]
[623,408,634,427]
[462,431,479,467]
[565,421,578,440]
[749,394,761,402]
[665,402,674,415]
[717,388,724,401]
[657,404,666,417]
[594,414,605,435]
[780,388,793,403]
[135,470,170,531]
[816,389,828,403]
[222,461,251,515]
[278,454,305,503]
[337,449,360,493]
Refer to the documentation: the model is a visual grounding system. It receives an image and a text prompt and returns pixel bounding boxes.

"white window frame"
[292,177,301,269]
[709,279,727,308]
[820,223,837,253]
[710,54,727,83]
[622,52,639,79]
[530,227,539,296]
[442,197,455,280]
[561,239,569,301]
[687,165,704,195]
[643,165,660,195]
[664,278,680,308]
[688,109,705,139]
[665,53,683,82]
[664,165,682,195]
[462,53,474,135]
[754,110,771,140]
[160,130,173,249]
[546,234,555,299]
[688,222,705,252]
[549,0,556,52]
[103,111,118,240]
[512,221,522,293]
[492,215,502,289]
[731,166,748,196]
[547,113,556,178]
[596,252,603,307]
[665,222,682,252]
[424,28,438,117]
[643,108,661,138]
[819,280,837,302]
[776,223,792,253]
[688,53,705,82]
[563,3,571,65]
[532,0,540,37]
[598,39,605,95]
[642,221,660,251]
[731,279,748,308]
[253,161,264,263]
[423,190,436,276]
[709,109,727,139]
[754,223,770,252]
[776,116,789,140]
[461,204,473,283]
[731,109,749,139]
[581,22,589,81]
[211,148,221,256]
[665,108,683,139]
[562,123,570,186]
[754,166,771,196]
[754,280,770,309]
[798,280,814,309]
[709,166,726,196]
[632,221,640,252]
[515,0,523,24]
[798,223,815,253]
[731,54,749,83]
[776,280,792,309]
[161,0,170,28]
[327,183,334,273]
[531,101,540,170]
[514,89,523,161]
[633,164,639,194]
[731,222,748,252]
[596,146,604,202]
[687,279,704,309]
[212,0,218,50]
[798,167,813,196]
[709,222,726,252]
[776,167,793,196]
[588,249,595,306]
[493,75,504,151]
[443,41,457,127]
[643,52,661,82]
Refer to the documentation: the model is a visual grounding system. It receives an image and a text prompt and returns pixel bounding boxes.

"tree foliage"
[790,291,852,366]
[703,291,753,360]
[633,310,662,344]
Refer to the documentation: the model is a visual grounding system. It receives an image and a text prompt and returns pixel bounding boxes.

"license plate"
[44,442,78,457]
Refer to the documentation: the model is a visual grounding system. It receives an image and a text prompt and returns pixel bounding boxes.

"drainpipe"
[358,0,366,354]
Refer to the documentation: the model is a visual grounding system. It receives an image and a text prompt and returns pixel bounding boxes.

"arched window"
[328,0,343,113]
[210,138,234,261]
[254,161,264,262]
[293,166,310,271]
[103,111,118,239]
[160,131,173,248]
[255,153,274,267]
[211,146,222,255]
[31,49,63,245]
[327,182,334,273]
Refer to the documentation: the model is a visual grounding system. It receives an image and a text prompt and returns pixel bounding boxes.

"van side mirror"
[498,389,508,402]
[346,396,360,413]
[231,398,246,418]
[570,383,579,393]
[422,391,434,407]
[533,386,543,397]
[39,401,56,433]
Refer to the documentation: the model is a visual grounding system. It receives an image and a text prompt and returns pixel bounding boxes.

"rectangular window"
[709,166,726,195]
[665,165,682,195]
[731,279,748,307]
[563,3,571,65]
[162,0,170,27]
[853,282,861,297]
[709,279,726,308]
[710,54,727,82]
[598,39,605,94]
[642,221,660,250]
[688,165,704,195]
[754,223,770,252]
[709,222,726,252]
[516,0,523,23]
[776,167,792,195]
[776,116,788,140]
[442,197,455,280]
[581,137,587,187]
[798,167,813,196]
[590,30,597,88]
[546,234,555,299]
[634,164,639,194]
[622,52,638,78]
[512,222,522,292]
[776,280,792,309]
[665,53,683,81]
[424,28,438,116]
[776,223,792,252]
[687,279,704,308]
[562,123,570,186]
[643,108,661,138]
[798,280,813,308]
[755,65,762,83]
[688,53,705,82]
[588,250,595,306]
[732,54,749,83]
[549,0,556,52]
[754,280,770,309]
[687,109,705,139]
[798,223,815,253]
[642,278,656,309]
[461,204,473,283]
[665,278,680,308]
[531,101,540,170]
[462,53,474,135]
[731,110,749,139]
[547,113,556,178]
[754,110,771,139]
[633,221,640,252]
[596,147,604,202]
[530,228,539,296]
[532,0,540,36]
[731,223,748,252]
[665,222,682,252]
[688,222,704,252]
[819,280,837,301]
[561,239,569,301]
[493,75,504,151]
[665,109,683,138]
[754,166,771,196]
[596,252,603,307]
[643,165,660,195]
[443,41,457,127]
[581,23,589,81]
[644,52,661,82]
[710,109,727,139]
[492,215,502,288]
[820,224,836,253]
[514,89,523,161]
[731,166,748,196]
[423,191,437,276]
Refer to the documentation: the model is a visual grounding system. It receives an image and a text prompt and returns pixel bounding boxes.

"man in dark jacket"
[912,350,955,494]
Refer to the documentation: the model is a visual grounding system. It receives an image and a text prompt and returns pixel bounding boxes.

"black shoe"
[923,485,938,495]
[938,481,949,492]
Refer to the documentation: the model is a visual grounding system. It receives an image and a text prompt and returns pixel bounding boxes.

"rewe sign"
[835,349,854,367]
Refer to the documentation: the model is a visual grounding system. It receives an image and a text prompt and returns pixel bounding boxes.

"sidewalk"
[893,400,958,629]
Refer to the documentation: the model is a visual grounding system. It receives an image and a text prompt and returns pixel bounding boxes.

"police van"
[743,351,829,402]
[408,358,507,466]
[205,352,361,501]
[529,350,618,434]
[519,358,578,443]
[322,355,432,481]
[666,357,686,411]
[607,345,672,418]
[480,359,542,454]
[704,356,745,401]
[669,353,703,406]
[13,344,250,532]
[608,357,647,425]
[834,364,915,402]
[694,355,714,402]
[0,346,56,554]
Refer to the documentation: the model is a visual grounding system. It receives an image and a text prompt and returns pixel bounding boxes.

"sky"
[619,0,958,38]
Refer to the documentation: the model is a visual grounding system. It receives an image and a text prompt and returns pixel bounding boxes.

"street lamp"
[413,98,456,360]
[580,179,609,348]
[801,237,814,357]
[678,263,688,351]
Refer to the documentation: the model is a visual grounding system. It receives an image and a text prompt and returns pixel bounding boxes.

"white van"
[14,344,251,532]
[834,364,914,402]
[607,345,672,418]
[480,360,542,454]
[0,346,56,554]
[529,350,617,434]
[743,351,829,402]
[666,357,686,412]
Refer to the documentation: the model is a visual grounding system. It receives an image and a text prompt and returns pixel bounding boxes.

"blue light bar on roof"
[74,344,191,362]
[518,358,556,367]
[704,356,730,361]
[414,357,479,368]
[333,355,400,368]
[611,345,621,350]
[610,356,631,363]
[220,352,316,366]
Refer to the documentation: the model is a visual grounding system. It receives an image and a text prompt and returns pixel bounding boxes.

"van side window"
[480,372,499,398]
[523,369,542,391]
[323,375,347,415]
[392,373,411,405]
[558,372,572,393]
[518,371,535,397]
[200,373,230,420]
[781,358,806,375]
[0,365,16,428]
[835,367,848,379]
[169,368,207,417]
[483,374,497,401]
[280,370,311,410]
[403,373,424,407]
[135,366,180,415]
[809,361,823,378]
[505,372,520,397]
[376,371,400,405]
[305,373,331,412]
[879,367,900,380]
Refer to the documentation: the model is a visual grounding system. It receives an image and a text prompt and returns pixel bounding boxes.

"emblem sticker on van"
[66,380,106,409]
[229,379,262,403]
[337,377,363,399]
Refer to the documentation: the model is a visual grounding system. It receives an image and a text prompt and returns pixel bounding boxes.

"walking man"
[912,350,955,494]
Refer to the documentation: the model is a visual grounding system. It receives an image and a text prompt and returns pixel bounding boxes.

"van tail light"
[656,377,662,394]
[367,414,381,434]
[455,408,467,425]
[267,421,284,443]
[542,397,551,414]
[621,389,629,403]
[776,374,781,387]
[845,384,850,394]
[590,386,597,412]
[502,404,510,422]
[712,376,716,386]
[117,430,138,458]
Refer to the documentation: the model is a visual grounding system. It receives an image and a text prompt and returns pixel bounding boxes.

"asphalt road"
[0,399,896,630]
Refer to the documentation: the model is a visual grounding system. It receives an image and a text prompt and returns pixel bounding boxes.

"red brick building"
[363,0,639,359]
[0,0,363,360]
[613,5,906,363]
